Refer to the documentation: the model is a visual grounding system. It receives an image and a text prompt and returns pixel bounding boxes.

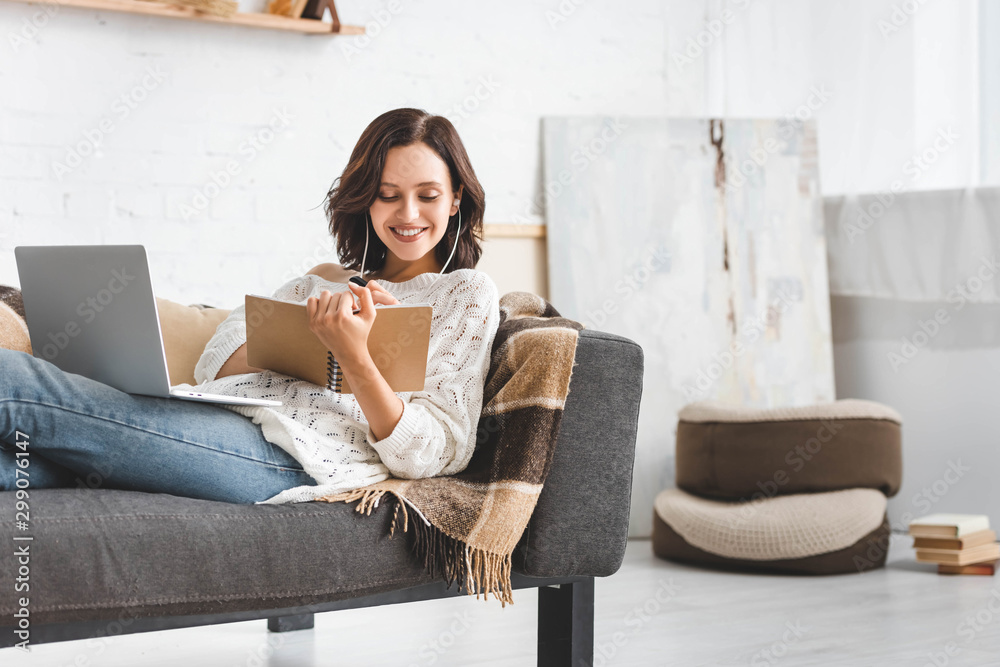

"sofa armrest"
[513,329,644,578]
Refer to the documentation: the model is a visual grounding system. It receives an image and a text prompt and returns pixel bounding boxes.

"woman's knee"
[1,348,36,379]
[0,349,28,396]
[0,350,53,444]
[1,349,81,402]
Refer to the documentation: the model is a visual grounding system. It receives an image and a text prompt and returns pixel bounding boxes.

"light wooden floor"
[6,535,1000,666]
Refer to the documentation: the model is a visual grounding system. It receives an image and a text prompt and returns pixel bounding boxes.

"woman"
[0,108,501,505]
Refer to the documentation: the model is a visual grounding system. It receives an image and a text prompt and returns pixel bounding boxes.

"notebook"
[244,294,432,394]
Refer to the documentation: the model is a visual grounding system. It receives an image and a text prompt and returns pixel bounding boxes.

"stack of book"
[910,514,999,575]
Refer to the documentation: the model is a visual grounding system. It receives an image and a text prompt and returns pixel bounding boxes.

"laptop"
[14,244,282,407]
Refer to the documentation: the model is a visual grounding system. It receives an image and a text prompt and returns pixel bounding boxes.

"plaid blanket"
[316,291,584,606]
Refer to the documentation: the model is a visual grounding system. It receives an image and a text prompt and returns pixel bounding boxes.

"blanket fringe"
[320,488,412,536]
[410,512,514,607]
[320,488,514,606]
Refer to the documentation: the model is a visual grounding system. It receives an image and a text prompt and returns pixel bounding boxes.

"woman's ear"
[452,185,465,213]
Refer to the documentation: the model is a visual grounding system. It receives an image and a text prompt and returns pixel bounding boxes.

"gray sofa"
[0,328,643,666]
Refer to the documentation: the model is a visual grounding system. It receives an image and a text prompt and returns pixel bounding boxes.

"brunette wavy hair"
[324,108,485,275]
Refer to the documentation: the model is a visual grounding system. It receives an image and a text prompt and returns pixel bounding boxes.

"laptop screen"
[14,245,173,397]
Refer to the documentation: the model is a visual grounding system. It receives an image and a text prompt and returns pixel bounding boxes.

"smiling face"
[368,142,463,280]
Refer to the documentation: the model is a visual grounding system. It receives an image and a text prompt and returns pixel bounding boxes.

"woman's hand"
[349,280,399,305]
[306,287,377,368]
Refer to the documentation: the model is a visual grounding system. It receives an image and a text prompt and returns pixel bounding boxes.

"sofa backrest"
[156,298,230,386]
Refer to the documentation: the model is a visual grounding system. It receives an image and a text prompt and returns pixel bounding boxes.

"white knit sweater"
[176,269,501,504]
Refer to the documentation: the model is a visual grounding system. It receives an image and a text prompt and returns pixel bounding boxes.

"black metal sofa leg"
[267,613,315,632]
[537,578,595,667]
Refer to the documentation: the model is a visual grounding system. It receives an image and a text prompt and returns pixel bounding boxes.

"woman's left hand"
[306,287,377,368]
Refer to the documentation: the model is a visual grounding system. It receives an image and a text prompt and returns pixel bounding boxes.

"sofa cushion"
[675,399,902,500]
[0,286,31,355]
[652,487,891,574]
[156,298,231,385]
[0,488,440,625]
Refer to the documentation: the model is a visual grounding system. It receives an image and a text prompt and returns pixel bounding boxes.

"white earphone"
[440,199,462,273]
[359,197,463,278]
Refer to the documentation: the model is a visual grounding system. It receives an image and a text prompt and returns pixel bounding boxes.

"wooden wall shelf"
[4,0,365,34]
[484,224,546,239]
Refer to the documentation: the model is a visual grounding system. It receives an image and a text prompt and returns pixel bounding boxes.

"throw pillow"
[156,298,231,386]
[0,286,32,355]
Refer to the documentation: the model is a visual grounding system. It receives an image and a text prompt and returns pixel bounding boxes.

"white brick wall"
[2,0,983,307]
[0,0,670,306]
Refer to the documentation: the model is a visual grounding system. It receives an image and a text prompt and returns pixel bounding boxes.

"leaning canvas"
[543,117,836,537]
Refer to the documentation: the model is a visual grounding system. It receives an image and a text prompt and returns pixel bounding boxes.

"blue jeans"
[0,349,316,503]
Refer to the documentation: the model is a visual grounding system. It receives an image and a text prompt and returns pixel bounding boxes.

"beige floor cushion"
[676,399,902,501]
[653,487,891,574]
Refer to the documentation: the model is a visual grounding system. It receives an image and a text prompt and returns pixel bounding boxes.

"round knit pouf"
[652,487,891,575]
[676,400,902,501]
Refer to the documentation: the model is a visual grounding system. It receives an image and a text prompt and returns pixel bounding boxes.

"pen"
[347,276,366,313]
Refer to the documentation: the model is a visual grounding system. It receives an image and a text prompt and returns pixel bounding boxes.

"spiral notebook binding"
[326,351,343,393]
